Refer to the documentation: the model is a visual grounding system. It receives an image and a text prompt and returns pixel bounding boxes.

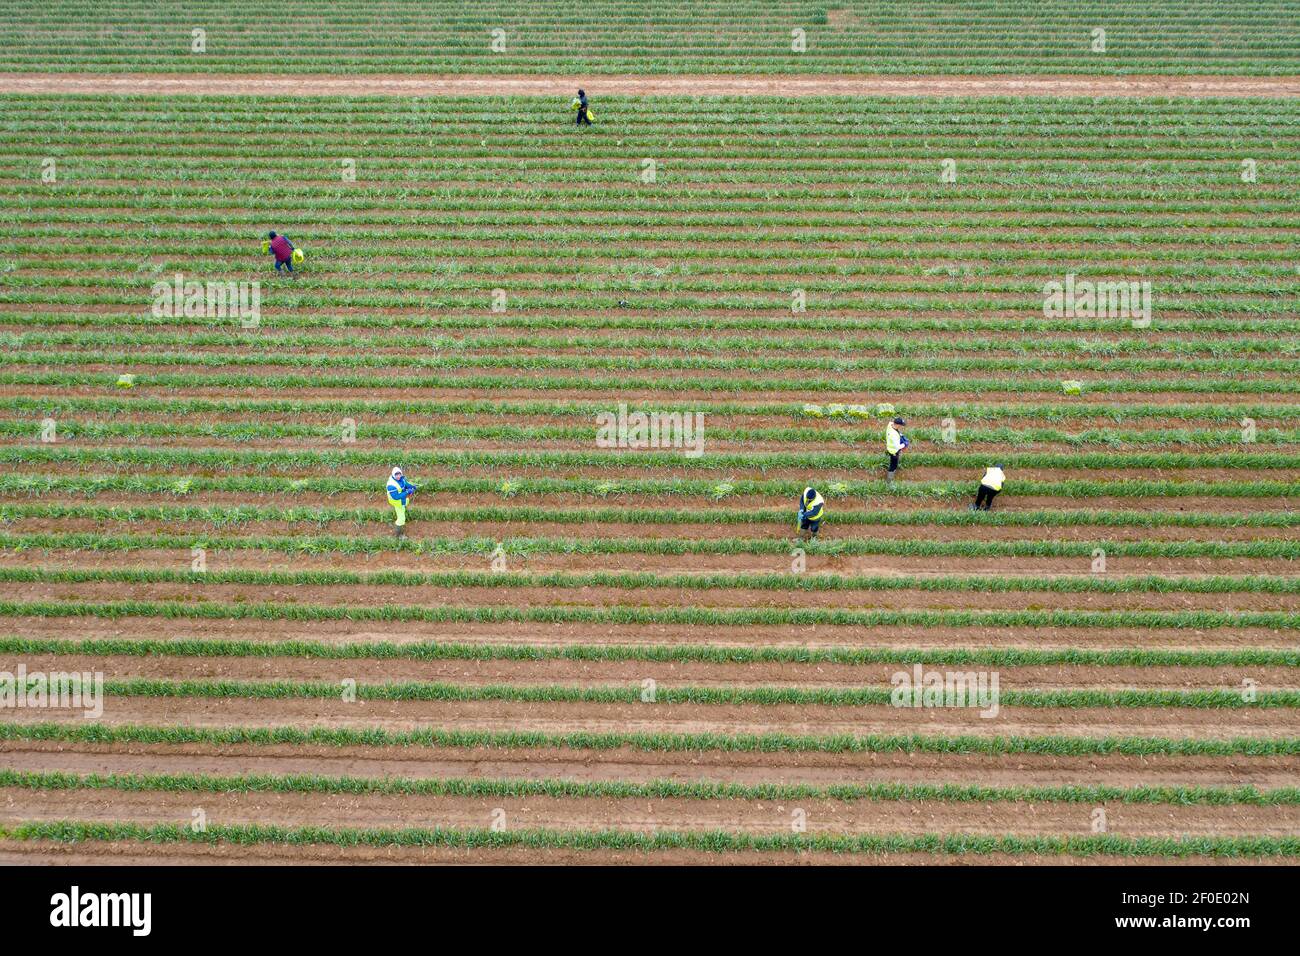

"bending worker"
[972,463,1005,512]
[798,486,825,540]
[884,416,909,489]
[386,466,418,539]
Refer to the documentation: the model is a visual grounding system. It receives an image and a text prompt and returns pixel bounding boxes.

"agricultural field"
[0,89,1297,866]
[1,0,1299,74]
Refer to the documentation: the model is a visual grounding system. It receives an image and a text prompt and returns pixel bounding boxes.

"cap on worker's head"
[268,231,277,239]
[893,416,906,425]
[578,88,585,96]
[994,463,1003,470]
[804,486,816,498]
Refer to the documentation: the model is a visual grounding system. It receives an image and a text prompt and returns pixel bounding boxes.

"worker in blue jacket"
[386,466,418,539]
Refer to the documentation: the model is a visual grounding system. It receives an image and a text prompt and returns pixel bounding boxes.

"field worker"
[971,463,1005,512]
[573,88,592,126]
[267,231,296,274]
[797,486,825,540]
[884,416,910,489]
[386,466,418,539]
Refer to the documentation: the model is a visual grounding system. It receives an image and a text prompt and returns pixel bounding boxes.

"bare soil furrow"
[7,580,1299,614]
[3,549,1296,581]
[1,653,1294,693]
[5,787,1298,839]
[6,615,1293,652]
[4,698,1297,739]
[5,742,1298,790]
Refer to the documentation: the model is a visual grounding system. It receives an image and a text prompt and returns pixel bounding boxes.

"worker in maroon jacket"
[267,231,295,274]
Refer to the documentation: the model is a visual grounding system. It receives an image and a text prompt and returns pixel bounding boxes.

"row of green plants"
[17,182,1299,207]
[4,599,1296,631]
[5,419,1292,448]
[6,531,1295,559]
[8,444,1298,471]
[7,501,1299,531]
[4,768,1295,806]
[5,565,1298,596]
[5,636,1294,668]
[5,721,1294,756]
[10,346,1299,376]
[6,368,1294,396]
[6,93,1298,125]
[16,208,1299,236]
[12,330,1296,359]
[8,676,1299,708]
[7,530,1289,561]
[5,822,1296,858]
[6,394,1296,424]
[7,232,1295,260]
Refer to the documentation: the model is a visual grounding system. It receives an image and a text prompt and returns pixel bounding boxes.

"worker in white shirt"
[884,416,909,489]
[971,464,1005,511]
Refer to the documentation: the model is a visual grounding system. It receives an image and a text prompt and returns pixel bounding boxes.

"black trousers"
[975,484,999,510]
[886,452,900,473]
[576,107,591,126]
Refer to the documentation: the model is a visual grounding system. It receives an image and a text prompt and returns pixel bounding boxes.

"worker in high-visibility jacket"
[972,463,1005,512]
[798,486,825,540]
[884,416,909,488]
[386,466,418,539]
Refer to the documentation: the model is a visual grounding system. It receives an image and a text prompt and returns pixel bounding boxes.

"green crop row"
[4,636,1294,668]
[9,346,1298,377]
[5,418,1293,449]
[3,393,1295,425]
[3,599,1297,632]
[5,92,1299,124]
[7,444,1297,473]
[62,678,1300,708]
[13,329,1298,360]
[3,565,1297,597]
[18,198,1297,226]
[4,768,1295,807]
[5,225,1296,254]
[6,310,1300,338]
[12,198,1300,228]
[5,531,1295,560]
[5,721,1295,757]
[6,821,1297,858]
[8,501,1296,530]
[5,368,1294,397]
